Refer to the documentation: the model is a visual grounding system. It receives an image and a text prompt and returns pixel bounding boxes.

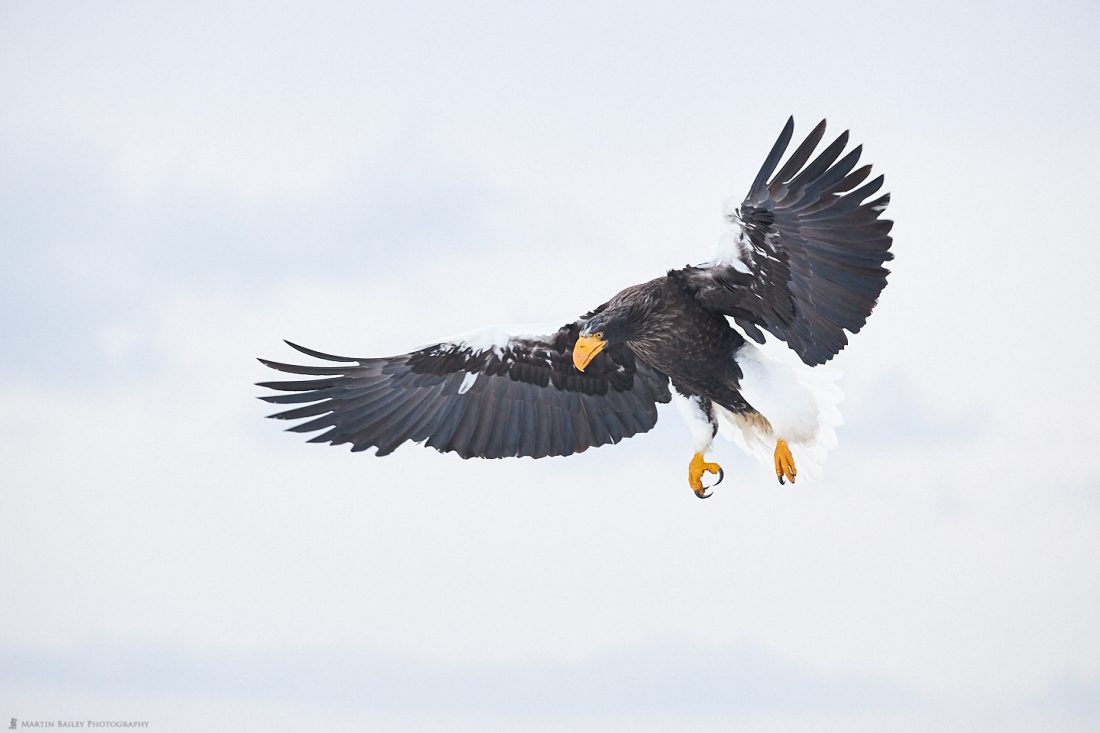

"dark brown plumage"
[258,117,893,472]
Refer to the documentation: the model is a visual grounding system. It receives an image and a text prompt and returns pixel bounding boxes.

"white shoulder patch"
[709,229,752,275]
[703,200,752,274]
[721,196,741,221]
[431,320,568,356]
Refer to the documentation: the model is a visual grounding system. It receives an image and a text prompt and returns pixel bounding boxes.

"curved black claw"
[778,474,786,486]
[694,488,712,500]
[700,467,724,492]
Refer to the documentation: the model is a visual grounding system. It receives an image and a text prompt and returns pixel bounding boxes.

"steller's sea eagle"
[258,118,893,498]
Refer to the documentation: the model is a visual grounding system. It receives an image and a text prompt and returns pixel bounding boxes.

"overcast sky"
[3,1,1100,731]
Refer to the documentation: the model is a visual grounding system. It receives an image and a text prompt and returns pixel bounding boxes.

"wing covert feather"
[258,324,670,459]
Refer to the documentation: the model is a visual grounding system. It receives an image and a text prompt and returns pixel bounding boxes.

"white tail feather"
[715,342,844,481]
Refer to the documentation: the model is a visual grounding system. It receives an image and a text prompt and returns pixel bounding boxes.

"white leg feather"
[671,389,717,454]
[714,342,844,481]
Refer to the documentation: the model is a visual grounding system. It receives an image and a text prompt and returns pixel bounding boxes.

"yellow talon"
[688,452,723,499]
[774,438,797,485]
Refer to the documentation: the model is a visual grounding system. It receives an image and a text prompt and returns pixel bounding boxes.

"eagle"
[258,118,893,498]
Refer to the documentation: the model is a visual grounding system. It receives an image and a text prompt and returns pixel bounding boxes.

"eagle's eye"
[593,331,604,339]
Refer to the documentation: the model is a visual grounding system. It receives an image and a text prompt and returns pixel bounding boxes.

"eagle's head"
[572,303,644,372]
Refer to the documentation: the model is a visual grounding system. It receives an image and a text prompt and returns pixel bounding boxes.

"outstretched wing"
[257,323,671,459]
[682,117,893,365]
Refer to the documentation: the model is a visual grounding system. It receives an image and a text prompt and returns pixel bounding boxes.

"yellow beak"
[572,334,607,372]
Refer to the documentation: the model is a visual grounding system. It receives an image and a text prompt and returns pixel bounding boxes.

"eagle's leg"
[688,452,724,499]
[671,389,724,499]
[774,438,797,485]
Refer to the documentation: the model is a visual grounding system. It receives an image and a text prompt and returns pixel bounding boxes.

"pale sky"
[3,1,1100,731]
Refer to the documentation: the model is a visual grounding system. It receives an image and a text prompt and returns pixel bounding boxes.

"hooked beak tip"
[572,334,607,372]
